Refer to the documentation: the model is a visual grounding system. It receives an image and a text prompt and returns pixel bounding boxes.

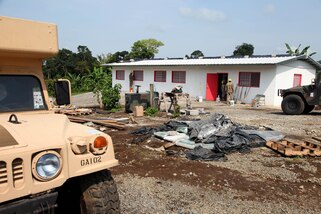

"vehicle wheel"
[303,104,314,114]
[281,94,305,115]
[80,170,120,214]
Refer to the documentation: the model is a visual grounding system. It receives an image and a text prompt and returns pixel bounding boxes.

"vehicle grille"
[0,159,25,193]
[0,161,7,185]
[12,158,24,188]
[0,161,8,193]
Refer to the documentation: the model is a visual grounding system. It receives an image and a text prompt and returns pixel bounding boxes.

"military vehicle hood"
[0,113,89,151]
[281,84,314,95]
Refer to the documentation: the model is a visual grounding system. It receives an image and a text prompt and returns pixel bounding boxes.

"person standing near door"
[225,79,234,102]
[221,80,226,101]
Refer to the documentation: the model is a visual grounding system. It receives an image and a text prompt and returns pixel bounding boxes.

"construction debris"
[68,116,126,130]
[55,107,93,115]
[186,146,227,161]
[129,120,188,144]
[266,137,321,157]
[130,114,283,161]
[158,91,191,113]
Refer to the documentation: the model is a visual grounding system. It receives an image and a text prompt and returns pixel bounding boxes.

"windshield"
[0,75,47,112]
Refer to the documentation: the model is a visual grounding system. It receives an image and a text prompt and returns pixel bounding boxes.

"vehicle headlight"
[32,151,62,181]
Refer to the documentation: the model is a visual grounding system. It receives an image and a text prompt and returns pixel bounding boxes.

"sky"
[1,0,321,60]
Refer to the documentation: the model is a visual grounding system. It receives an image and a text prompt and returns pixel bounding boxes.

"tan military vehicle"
[0,16,120,213]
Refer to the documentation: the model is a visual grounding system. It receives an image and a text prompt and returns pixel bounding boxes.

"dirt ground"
[86,101,321,213]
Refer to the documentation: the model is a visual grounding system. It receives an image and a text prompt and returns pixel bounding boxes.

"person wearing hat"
[225,78,234,102]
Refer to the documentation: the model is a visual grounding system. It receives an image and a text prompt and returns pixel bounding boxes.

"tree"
[285,43,316,57]
[43,48,76,79]
[233,43,254,56]
[190,50,204,59]
[43,46,99,79]
[75,45,99,74]
[110,51,130,63]
[97,51,130,64]
[97,53,110,64]
[130,39,164,59]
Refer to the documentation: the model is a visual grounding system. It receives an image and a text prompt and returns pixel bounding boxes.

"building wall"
[274,60,316,106]
[112,62,315,106]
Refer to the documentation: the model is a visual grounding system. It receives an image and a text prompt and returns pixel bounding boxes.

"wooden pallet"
[266,137,321,157]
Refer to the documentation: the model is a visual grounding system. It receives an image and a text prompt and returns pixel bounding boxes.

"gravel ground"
[115,174,319,214]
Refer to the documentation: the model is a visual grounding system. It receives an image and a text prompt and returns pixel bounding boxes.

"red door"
[206,73,218,101]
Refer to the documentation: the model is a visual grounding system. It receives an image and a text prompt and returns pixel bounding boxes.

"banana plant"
[285,43,316,56]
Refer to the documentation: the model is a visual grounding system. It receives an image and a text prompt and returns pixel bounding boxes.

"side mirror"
[54,79,71,106]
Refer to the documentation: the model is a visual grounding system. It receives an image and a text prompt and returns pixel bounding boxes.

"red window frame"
[154,70,166,82]
[172,71,186,83]
[133,70,143,81]
[238,72,260,87]
[293,74,302,87]
[116,70,125,80]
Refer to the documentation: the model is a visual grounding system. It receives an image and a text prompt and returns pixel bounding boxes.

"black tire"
[303,104,314,114]
[281,94,305,115]
[80,170,120,214]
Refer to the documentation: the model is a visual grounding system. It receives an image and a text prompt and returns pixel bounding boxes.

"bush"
[144,107,158,117]
[101,83,122,110]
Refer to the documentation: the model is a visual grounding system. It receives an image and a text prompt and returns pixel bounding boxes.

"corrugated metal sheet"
[105,55,300,67]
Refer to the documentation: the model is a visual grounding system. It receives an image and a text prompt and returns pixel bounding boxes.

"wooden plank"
[303,138,321,147]
[283,138,304,146]
[266,141,273,147]
[163,142,175,149]
[91,117,129,124]
[68,116,125,130]
[312,136,321,142]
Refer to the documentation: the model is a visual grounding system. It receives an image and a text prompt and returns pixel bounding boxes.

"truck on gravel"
[0,16,120,213]
[279,70,321,115]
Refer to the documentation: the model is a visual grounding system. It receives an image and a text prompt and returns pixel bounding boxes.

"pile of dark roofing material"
[130,114,284,161]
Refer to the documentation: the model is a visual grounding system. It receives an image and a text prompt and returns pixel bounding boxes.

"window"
[133,70,143,81]
[172,71,186,83]
[0,75,47,112]
[293,74,302,87]
[239,72,260,87]
[154,70,166,82]
[116,70,125,80]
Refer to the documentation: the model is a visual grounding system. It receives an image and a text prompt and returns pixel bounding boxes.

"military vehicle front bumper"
[0,191,58,214]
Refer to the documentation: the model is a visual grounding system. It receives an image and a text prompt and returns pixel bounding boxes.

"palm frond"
[309,52,317,56]
[295,44,301,54]
[300,46,310,55]
[285,43,293,54]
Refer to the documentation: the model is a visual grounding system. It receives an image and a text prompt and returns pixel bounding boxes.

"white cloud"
[264,4,276,14]
[179,7,226,22]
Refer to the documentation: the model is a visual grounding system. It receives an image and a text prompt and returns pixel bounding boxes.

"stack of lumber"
[55,108,93,116]
[68,116,126,130]
[266,137,321,157]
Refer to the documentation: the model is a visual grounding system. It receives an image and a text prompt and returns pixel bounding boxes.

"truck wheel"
[303,104,314,114]
[281,94,305,115]
[80,170,120,214]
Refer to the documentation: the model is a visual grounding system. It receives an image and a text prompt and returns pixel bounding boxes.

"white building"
[106,55,321,107]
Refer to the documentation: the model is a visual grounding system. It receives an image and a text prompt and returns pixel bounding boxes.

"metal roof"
[104,55,321,69]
